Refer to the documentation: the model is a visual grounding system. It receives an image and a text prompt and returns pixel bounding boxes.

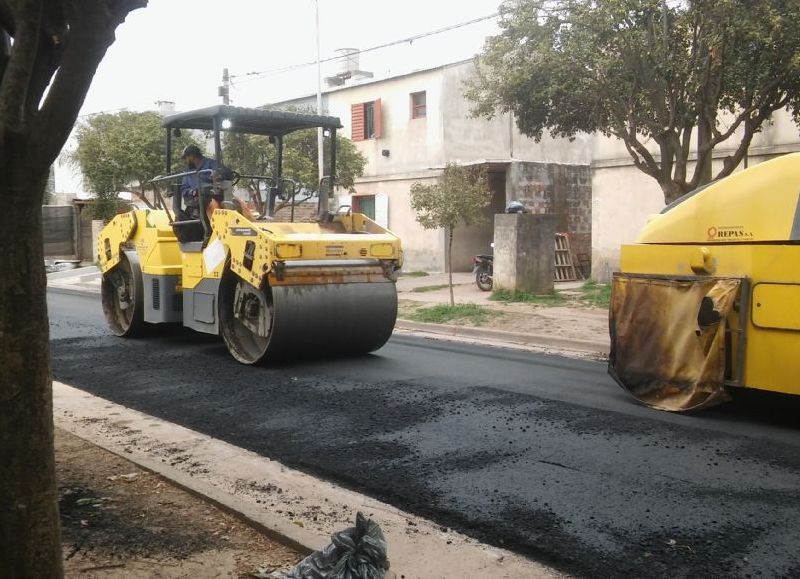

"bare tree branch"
[24,0,65,118]
[0,1,41,132]
[31,0,146,170]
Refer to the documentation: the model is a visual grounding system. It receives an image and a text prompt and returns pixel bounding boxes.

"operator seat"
[172,218,205,243]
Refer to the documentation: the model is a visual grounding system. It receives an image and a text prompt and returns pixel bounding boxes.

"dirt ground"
[397,299,608,341]
[56,428,301,578]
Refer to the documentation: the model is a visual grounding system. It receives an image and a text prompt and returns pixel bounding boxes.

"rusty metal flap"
[608,274,742,412]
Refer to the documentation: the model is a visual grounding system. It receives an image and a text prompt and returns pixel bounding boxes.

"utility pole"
[315,0,324,185]
[219,67,230,105]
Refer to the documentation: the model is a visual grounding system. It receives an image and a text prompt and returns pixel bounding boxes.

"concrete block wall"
[506,162,592,272]
[493,214,555,294]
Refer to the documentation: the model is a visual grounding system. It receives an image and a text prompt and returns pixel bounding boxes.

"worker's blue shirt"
[180,157,217,201]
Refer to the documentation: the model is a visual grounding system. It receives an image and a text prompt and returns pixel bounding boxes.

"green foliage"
[579,280,611,309]
[490,289,566,306]
[72,111,200,217]
[222,124,366,195]
[410,163,491,232]
[410,284,451,293]
[406,304,492,325]
[467,0,800,203]
[399,271,430,278]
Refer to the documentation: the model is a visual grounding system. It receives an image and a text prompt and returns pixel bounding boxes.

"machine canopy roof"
[162,105,342,136]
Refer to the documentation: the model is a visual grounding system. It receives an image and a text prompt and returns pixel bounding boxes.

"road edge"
[395,319,609,356]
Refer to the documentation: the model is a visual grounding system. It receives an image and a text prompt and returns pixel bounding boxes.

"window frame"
[410,91,427,119]
[364,101,375,139]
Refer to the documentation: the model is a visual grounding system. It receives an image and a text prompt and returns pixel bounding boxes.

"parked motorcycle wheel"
[476,269,493,292]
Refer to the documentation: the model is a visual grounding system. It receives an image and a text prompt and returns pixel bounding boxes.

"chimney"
[325,48,373,87]
[156,100,176,115]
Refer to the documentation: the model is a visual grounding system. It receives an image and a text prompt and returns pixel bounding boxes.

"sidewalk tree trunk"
[447,228,454,306]
[0,2,146,577]
[410,164,492,306]
[466,0,800,204]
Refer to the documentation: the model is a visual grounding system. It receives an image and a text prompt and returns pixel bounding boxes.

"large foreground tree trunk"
[0,2,147,576]
[0,177,61,577]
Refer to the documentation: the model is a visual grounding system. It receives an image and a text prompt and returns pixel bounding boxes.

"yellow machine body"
[613,153,800,407]
[97,207,402,364]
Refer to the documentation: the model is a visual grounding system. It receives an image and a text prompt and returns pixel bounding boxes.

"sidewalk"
[48,268,610,357]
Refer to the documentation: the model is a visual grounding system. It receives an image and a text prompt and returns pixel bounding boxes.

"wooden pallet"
[554,233,581,281]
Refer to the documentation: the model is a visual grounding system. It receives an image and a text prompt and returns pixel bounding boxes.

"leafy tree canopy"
[222,110,367,197]
[467,0,800,203]
[72,110,199,218]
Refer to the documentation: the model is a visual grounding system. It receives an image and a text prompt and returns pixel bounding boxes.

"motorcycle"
[473,254,493,291]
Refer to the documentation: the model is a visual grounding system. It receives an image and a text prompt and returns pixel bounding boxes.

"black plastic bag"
[283,512,389,579]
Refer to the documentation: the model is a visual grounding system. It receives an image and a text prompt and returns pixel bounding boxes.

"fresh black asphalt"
[48,289,800,578]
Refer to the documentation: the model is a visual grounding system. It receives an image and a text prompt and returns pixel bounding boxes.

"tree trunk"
[0,177,62,578]
[447,228,454,307]
[695,117,714,186]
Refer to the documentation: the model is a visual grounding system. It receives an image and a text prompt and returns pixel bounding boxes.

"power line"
[231,12,499,84]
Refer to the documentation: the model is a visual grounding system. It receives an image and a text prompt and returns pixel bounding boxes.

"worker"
[180,145,222,219]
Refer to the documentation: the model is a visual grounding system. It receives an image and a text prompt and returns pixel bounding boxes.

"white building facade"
[274,59,800,279]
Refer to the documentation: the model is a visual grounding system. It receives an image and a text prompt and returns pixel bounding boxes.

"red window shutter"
[351,103,364,141]
[373,98,382,139]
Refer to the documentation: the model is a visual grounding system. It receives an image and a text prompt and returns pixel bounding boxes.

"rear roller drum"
[101,251,145,337]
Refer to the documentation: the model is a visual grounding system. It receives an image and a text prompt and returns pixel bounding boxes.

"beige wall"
[327,70,445,177]
[344,174,446,272]
[440,63,594,166]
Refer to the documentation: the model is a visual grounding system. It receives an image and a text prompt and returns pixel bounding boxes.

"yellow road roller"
[610,153,800,411]
[97,106,402,364]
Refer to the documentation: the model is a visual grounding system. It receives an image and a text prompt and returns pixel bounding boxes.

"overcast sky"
[59,0,501,193]
[81,0,502,115]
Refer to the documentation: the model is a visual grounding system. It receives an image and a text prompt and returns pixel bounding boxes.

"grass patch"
[400,271,430,278]
[578,280,611,308]
[490,289,566,306]
[411,284,451,293]
[405,304,491,326]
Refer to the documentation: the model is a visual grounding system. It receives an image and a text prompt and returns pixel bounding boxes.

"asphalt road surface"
[49,289,800,578]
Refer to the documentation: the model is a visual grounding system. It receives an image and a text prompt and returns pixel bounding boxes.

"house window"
[411,91,426,119]
[352,195,376,220]
[364,102,375,138]
[351,99,382,141]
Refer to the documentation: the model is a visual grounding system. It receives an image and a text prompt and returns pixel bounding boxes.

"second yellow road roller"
[97,105,402,364]
[609,153,800,411]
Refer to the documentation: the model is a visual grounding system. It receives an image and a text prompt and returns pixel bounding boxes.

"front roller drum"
[101,250,145,337]
[219,274,398,365]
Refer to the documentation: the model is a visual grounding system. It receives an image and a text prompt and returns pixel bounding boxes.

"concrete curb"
[53,382,563,579]
[395,319,609,356]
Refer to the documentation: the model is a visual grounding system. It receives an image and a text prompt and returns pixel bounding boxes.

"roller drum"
[220,275,397,364]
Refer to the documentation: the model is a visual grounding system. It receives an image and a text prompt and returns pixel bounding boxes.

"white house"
[273,58,800,279]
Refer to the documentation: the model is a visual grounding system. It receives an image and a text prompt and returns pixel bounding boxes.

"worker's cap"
[181,145,202,159]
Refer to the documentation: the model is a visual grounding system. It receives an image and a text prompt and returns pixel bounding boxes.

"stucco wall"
[440,63,594,165]
[325,70,445,178]
[350,174,445,272]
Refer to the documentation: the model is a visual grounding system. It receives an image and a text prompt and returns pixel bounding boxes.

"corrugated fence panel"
[42,205,75,257]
